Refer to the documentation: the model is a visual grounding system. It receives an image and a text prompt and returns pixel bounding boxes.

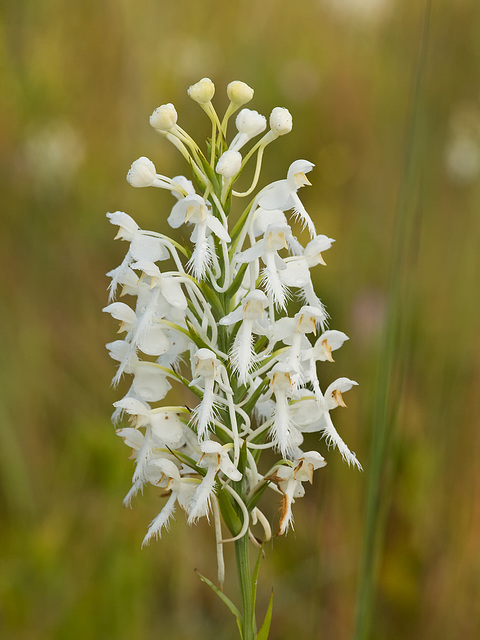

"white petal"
[257,181,291,211]
[149,411,185,448]
[130,235,169,262]
[219,306,244,326]
[107,211,139,240]
[116,427,144,451]
[142,492,178,546]
[114,397,150,417]
[220,455,242,482]
[102,302,136,326]
[160,279,187,310]
[167,199,189,228]
[324,377,358,409]
[137,326,171,356]
[280,260,310,287]
[236,241,264,264]
[206,214,231,242]
[252,208,287,237]
[188,467,216,523]
[106,340,139,373]
[132,363,172,402]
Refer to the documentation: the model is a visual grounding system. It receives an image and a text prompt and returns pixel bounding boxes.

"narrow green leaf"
[164,448,206,477]
[217,486,243,536]
[251,544,265,615]
[230,199,255,246]
[246,480,270,511]
[195,570,242,621]
[228,262,249,299]
[199,154,220,191]
[256,590,273,640]
[242,378,270,417]
[184,319,211,350]
[197,280,225,318]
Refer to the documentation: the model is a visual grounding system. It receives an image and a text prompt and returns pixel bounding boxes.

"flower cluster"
[104,78,360,554]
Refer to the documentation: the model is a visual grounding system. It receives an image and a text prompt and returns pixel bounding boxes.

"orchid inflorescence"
[104,77,360,576]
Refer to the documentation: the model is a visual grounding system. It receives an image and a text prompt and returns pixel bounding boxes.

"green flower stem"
[235,531,256,640]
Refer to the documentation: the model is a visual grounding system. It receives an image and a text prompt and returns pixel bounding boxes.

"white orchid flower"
[280,235,335,312]
[130,260,187,310]
[237,223,296,310]
[187,77,215,105]
[250,208,304,254]
[295,377,361,469]
[256,159,316,237]
[106,211,170,300]
[142,458,199,546]
[114,398,188,501]
[267,362,302,459]
[168,194,230,279]
[190,348,225,439]
[188,441,242,523]
[273,452,326,534]
[106,339,140,385]
[114,399,185,448]
[306,330,349,370]
[270,305,327,382]
[220,290,269,384]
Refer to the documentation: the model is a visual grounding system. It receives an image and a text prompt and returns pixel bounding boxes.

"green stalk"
[235,531,256,640]
[352,2,431,639]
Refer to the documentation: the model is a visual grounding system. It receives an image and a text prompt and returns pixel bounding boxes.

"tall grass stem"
[352,2,432,639]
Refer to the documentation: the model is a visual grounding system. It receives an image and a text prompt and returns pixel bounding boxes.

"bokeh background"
[1,0,479,638]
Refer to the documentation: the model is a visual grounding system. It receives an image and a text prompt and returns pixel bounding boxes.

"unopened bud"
[236,109,266,136]
[227,81,254,106]
[216,150,242,178]
[230,109,267,151]
[127,157,157,188]
[150,103,178,131]
[270,107,293,136]
[187,78,215,104]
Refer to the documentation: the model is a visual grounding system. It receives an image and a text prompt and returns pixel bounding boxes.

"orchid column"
[104,77,360,640]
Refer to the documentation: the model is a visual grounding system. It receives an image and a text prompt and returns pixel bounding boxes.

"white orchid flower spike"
[105,80,361,629]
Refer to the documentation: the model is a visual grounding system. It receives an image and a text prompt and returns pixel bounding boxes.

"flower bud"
[216,150,242,178]
[187,78,215,104]
[236,109,267,137]
[149,103,178,131]
[227,81,254,106]
[230,109,267,152]
[269,107,293,136]
[127,157,157,188]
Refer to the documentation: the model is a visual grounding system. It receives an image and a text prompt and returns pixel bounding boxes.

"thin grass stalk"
[352,2,432,639]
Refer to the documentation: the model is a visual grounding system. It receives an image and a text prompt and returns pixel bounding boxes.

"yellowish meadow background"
[1,1,479,638]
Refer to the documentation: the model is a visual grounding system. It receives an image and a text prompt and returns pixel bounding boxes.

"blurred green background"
[1,0,479,638]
